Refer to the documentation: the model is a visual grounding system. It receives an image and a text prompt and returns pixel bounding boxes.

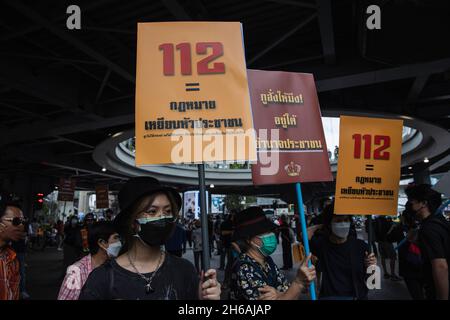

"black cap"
[114,177,181,232]
[232,206,278,241]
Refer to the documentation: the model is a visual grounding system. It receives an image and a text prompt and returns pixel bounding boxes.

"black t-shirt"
[79,254,200,300]
[419,214,450,299]
[311,235,369,299]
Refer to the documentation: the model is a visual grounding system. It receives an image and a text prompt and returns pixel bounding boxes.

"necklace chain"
[127,250,164,293]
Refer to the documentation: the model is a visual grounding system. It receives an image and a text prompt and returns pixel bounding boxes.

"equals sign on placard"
[185,83,200,91]
[365,164,374,171]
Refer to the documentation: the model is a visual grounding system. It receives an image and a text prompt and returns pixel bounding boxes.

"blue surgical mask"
[106,241,122,258]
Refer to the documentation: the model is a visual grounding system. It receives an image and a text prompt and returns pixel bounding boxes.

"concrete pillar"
[77,191,89,214]
[57,201,74,220]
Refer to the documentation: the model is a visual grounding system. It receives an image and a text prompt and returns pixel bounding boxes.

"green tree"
[245,196,257,205]
[224,194,244,213]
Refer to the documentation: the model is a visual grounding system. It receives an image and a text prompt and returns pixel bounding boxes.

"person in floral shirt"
[230,207,316,300]
[0,195,26,300]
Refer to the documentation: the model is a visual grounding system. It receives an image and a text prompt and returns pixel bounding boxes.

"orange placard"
[135,22,256,165]
[57,178,76,202]
[334,116,403,215]
[292,242,306,264]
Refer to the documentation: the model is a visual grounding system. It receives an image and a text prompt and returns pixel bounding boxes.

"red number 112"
[159,42,225,76]
[352,134,391,160]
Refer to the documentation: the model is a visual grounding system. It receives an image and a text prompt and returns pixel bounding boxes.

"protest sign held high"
[135,22,256,166]
[248,69,332,184]
[334,116,403,215]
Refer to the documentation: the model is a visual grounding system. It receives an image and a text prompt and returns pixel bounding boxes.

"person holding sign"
[230,207,316,300]
[79,177,221,300]
[309,202,377,300]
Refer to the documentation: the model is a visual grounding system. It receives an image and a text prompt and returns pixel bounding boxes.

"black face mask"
[135,217,175,247]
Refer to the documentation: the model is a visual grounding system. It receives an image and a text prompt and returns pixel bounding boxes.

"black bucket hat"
[232,206,278,241]
[114,177,181,232]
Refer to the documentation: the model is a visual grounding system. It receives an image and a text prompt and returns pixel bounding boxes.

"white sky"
[321,117,340,152]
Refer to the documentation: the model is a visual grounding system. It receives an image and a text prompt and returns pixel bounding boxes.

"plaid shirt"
[0,246,20,300]
[58,254,93,300]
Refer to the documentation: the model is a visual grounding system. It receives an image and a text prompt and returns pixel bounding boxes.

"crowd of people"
[1,180,449,300]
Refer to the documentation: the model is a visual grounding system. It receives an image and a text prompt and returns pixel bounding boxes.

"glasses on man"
[2,217,26,226]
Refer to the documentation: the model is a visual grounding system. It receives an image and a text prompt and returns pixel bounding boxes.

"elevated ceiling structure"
[0,0,449,203]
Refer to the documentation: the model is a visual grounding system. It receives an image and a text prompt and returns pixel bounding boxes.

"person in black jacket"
[406,184,449,300]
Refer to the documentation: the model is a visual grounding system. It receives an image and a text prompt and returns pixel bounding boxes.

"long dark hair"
[235,237,253,253]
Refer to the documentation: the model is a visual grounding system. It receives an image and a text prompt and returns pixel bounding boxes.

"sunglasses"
[2,217,26,226]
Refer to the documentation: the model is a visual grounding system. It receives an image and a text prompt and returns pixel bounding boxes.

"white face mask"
[331,222,351,239]
[106,241,122,258]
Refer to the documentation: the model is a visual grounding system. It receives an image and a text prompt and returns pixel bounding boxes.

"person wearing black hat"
[79,177,221,300]
[230,206,316,300]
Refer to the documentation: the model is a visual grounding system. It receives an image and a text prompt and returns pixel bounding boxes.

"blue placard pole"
[295,182,317,300]
[198,164,210,271]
